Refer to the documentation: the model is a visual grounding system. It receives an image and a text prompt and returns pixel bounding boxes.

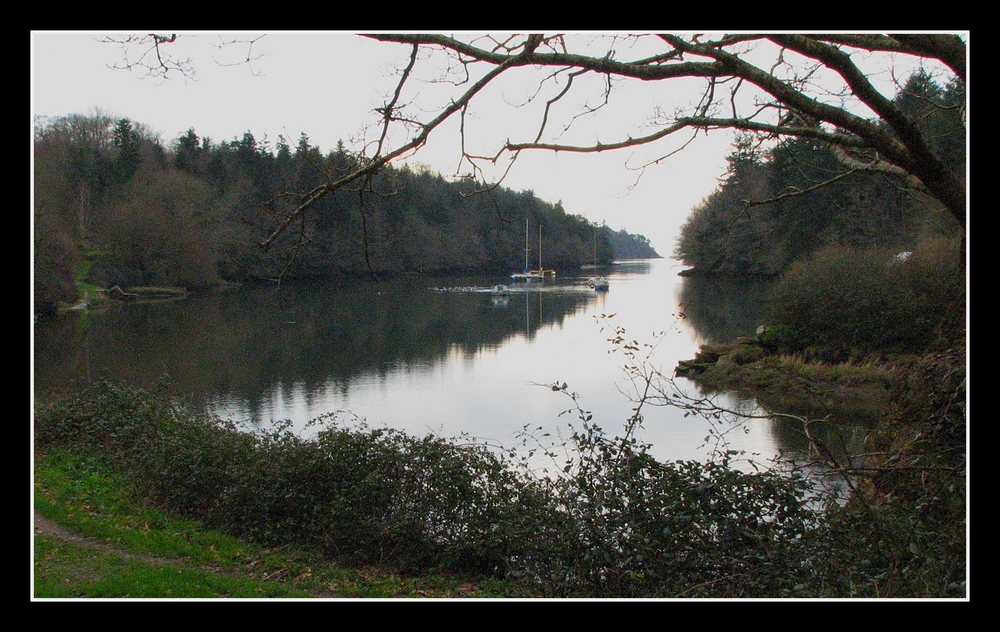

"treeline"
[33,114,640,315]
[674,69,965,277]
[605,227,660,260]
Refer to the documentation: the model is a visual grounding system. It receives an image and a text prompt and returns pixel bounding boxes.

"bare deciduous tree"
[104,32,968,248]
[98,33,266,80]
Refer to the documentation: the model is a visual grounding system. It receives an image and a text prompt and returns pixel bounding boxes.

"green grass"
[33,448,531,599]
[34,536,311,599]
[689,345,895,426]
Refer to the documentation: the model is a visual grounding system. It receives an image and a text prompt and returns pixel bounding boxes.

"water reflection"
[676,274,776,344]
[34,275,595,417]
[33,259,873,475]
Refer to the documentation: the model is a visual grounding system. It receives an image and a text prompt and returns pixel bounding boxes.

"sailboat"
[582,223,609,290]
[529,224,556,278]
[511,218,545,284]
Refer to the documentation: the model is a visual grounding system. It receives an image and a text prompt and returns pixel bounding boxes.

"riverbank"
[676,335,966,529]
[62,285,192,313]
[675,339,896,426]
[33,448,527,599]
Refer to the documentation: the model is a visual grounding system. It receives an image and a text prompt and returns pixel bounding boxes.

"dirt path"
[33,512,340,597]
[34,512,85,542]
[33,512,175,565]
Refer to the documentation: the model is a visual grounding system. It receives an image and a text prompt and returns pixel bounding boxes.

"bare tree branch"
[260,38,527,253]
[359,33,964,229]
[212,34,267,75]
[100,33,194,80]
[104,32,966,254]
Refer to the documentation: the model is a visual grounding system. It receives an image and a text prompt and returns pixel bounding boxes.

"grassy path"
[32,450,526,599]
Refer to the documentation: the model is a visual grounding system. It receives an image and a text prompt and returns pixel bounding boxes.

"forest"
[33,38,968,599]
[673,69,965,278]
[33,115,657,317]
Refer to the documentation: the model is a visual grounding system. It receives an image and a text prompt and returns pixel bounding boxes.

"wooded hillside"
[34,117,657,314]
[674,69,964,277]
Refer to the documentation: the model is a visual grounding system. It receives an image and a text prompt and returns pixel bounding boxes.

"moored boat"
[529,224,556,278]
[511,272,545,283]
[512,217,547,284]
[588,276,610,291]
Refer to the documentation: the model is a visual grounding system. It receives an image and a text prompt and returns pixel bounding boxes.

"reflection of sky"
[204,259,788,470]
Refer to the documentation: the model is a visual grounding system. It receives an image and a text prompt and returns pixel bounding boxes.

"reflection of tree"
[33,280,594,419]
[766,414,871,467]
[677,275,775,344]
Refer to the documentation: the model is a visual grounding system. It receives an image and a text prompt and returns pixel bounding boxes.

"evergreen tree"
[111,118,141,183]
[173,128,202,174]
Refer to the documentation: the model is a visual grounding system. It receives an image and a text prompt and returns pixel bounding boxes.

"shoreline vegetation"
[34,450,525,598]
[33,62,965,596]
[34,318,966,598]
[675,338,894,426]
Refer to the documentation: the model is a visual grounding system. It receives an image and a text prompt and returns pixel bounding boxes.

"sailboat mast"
[524,217,529,272]
[538,225,542,269]
[593,225,597,266]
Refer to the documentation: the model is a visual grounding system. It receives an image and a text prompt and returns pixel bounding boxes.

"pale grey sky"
[31,32,743,255]
[33,32,942,255]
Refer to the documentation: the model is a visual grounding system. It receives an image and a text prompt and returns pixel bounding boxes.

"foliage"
[604,226,659,260]
[769,237,964,360]
[34,382,546,576]
[672,341,966,598]
[34,448,520,598]
[33,114,644,314]
[33,378,963,598]
[90,168,221,289]
[863,347,966,508]
[801,495,966,598]
[799,346,966,598]
[510,393,821,597]
[33,214,80,315]
[674,72,965,277]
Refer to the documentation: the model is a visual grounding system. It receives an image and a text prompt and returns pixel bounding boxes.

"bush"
[34,383,545,575]
[803,493,966,598]
[34,381,965,597]
[513,412,821,597]
[771,238,964,359]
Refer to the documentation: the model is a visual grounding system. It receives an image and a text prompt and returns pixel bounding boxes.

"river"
[33,258,854,474]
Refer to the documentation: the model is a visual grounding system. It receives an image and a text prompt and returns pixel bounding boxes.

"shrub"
[771,238,963,358]
[802,493,966,598]
[513,412,821,597]
[34,383,546,575]
[34,381,965,597]
[33,381,248,519]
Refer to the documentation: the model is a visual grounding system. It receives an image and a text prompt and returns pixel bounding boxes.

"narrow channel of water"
[33,258,867,480]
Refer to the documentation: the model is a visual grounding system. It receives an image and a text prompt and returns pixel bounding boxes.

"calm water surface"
[34,259,858,472]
